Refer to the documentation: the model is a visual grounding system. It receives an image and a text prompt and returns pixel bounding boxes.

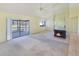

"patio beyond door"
[12,20,30,39]
[7,19,30,40]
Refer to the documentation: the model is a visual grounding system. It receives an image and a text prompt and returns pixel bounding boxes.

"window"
[40,20,46,27]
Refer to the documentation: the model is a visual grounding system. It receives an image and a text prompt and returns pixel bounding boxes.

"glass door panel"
[12,20,30,39]
[12,20,19,39]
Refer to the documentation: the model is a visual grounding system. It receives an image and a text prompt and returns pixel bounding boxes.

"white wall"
[46,17,54,31]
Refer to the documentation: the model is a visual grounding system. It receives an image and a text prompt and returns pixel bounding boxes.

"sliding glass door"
[19,20,30,36]
[12,20,30,39]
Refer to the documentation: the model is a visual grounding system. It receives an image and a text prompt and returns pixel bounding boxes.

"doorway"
[7,19,30,40]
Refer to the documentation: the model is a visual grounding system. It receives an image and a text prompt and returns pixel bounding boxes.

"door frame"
[7,18,12,40]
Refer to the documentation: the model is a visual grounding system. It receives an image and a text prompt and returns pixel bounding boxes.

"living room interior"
[0,3,78,56]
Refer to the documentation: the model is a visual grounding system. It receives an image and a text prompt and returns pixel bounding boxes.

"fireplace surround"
[54,29,66,39]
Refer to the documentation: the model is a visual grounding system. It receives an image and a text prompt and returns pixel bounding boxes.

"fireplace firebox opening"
[54,30,66,39]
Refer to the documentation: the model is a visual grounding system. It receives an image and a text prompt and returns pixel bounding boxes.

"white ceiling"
[36,3,68,17]
[0,3,69,16]
[0,3,40,16]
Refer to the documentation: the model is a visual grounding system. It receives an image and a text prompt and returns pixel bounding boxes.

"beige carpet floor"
[0,31,68,56]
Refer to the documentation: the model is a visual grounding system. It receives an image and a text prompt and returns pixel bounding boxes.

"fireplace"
[54,30,66,39]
